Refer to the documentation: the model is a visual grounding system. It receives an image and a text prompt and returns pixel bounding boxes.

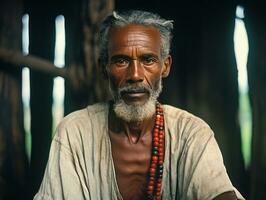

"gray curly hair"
[98,10,174,67]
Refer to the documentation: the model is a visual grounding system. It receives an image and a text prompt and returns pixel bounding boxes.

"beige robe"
[34,102,245,200]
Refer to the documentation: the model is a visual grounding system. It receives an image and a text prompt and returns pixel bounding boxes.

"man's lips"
[122,91,147,97]
[120,90,149,99]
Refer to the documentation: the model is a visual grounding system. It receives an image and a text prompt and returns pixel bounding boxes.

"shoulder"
[57,102,108,131]
[53,102,108,146]
[163,104,214,147]
[163,104,211,132]
[163,104,205,122]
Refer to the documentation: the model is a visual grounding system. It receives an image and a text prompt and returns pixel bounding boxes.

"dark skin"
[104,24,237,200]
[108,109,154,200]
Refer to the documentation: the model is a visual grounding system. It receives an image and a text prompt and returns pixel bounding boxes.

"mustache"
[118,83,152,94]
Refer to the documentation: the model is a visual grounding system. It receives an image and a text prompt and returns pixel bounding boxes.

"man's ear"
[161,55,172,78]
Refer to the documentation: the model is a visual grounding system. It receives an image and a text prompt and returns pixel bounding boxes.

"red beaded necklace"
[146,102,165,200]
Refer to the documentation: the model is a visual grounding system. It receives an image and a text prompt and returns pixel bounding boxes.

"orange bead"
[148,185,154,191]
[151,172,156,176]
[152,156,158,162]
[150,164,156,169]
[154,141,159,147]
[156,192,161,197]
[147,190,153,195]
[150,168,156,173]
[148,180,154,186]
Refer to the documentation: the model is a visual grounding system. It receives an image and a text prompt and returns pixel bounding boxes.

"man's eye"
[112,58,129,67]
[141,57,157,65]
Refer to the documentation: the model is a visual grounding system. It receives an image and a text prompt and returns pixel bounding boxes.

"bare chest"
[110,133,152,200]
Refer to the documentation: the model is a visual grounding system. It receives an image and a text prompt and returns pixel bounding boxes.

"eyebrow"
[139,53,159,59]
[110,55,132,61]
[110,53,159,61]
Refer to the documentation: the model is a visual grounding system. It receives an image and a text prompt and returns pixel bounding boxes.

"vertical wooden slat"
[64,0,114,114]
[0,0,28,199]
[27,3,56,198]
[64,0,87,114]
[83,0,114,102]
[245,3,266,200]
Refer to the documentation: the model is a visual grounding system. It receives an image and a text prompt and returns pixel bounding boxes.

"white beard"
[110,78,162,122]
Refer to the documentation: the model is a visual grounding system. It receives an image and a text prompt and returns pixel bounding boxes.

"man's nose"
[126,59,144,83]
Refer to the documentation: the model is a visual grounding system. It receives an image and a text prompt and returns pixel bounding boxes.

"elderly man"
[34,10,245,200]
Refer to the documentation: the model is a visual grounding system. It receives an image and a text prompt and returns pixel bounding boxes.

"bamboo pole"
[0,47,68,78]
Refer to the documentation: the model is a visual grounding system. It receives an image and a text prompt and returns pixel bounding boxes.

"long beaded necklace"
[146,102,165,200]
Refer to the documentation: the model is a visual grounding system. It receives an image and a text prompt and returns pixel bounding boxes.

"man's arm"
[177,123,245,200]
[213,191,238,200]
[33,127,87,200]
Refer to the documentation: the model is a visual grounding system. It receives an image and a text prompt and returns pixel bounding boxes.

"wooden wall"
[245,2,266,199]
[0,0,28,199]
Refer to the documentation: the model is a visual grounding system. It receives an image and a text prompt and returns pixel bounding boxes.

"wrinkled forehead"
[107,24,161,51]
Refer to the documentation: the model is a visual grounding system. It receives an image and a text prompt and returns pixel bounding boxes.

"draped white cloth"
[34,102,244,200]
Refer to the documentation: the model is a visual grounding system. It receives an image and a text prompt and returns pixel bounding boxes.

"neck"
[109,104,155,144]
